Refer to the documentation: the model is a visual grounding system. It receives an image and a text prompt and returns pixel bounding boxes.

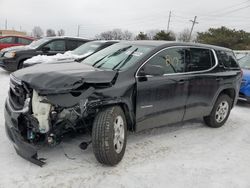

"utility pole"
[77,25,80,37]
[5,19,7,30]
[167,11,172,32]
[189,16,198,41]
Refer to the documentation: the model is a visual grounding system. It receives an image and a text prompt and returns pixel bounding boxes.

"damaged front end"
[5,75,47,166]
[5,66,117,166]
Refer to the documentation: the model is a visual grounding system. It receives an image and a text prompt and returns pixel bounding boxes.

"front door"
[136,47,189,131]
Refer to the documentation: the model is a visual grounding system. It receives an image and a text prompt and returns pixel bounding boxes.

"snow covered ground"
[0,69,250,188]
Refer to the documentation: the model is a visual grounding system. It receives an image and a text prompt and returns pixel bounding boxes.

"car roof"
[0,35,34,39]
[44,36,90,41]
[119,40,232,51]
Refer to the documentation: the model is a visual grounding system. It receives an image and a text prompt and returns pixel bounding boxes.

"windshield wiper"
[94,46,133,69]
[91,55,109,67]
[112,48,138,70]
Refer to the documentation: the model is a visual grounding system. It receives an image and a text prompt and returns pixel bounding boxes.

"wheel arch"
[17,55,33,69]
[92,100,136,132]
[212,87,237,110]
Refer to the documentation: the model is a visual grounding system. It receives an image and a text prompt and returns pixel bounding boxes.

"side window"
[0,37,14,44]
[216,50,239,68]
[187,48,214,72]
[17,37,32,45]
[67,40,84,50]
[44,40,66,51]
[142,48,185,76]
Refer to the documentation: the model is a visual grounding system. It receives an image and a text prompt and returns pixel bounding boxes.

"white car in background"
[234,50,250,60]
[23,40,118,67]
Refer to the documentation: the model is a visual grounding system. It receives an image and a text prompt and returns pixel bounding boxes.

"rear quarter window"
[216,50,239,68]
[67,40,86,50]
[187,48,215,72]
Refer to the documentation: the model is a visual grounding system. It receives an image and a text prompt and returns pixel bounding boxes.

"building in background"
[0,30,27,36]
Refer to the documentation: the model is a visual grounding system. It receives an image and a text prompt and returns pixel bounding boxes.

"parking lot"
[0,69,249,187]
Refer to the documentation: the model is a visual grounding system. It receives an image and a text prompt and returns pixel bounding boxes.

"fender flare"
[210,84,237,112]
[88,98,136,131]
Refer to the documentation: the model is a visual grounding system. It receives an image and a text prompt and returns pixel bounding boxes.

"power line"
[202,0,250,17]
[210,4,250,17]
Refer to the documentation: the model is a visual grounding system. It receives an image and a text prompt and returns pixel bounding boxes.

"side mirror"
[139,64,165,77]
[41,46,50,52]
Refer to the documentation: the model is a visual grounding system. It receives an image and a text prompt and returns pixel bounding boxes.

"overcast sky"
[0,0,250,38]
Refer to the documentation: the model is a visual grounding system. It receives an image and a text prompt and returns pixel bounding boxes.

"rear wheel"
[204,94,232,128]
[92,106,127,166]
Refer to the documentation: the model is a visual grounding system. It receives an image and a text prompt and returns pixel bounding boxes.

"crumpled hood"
[12,62,117,94]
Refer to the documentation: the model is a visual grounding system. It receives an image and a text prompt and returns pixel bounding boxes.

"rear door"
[183,47,220,120]
[136,47,189,131]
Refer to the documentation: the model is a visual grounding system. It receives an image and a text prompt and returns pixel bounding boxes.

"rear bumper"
[4,99,46,167]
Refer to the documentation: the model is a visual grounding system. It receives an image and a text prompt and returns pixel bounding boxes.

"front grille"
[9,75,27,110]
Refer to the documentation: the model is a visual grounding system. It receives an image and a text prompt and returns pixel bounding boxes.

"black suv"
[0,36,90,71]
[4,41,241,166]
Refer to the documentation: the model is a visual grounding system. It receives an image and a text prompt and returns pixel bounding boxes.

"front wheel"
[92,106,127,166]
[204,94,232,128]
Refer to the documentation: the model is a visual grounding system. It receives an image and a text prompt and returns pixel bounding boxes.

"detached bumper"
[4,99,46,167]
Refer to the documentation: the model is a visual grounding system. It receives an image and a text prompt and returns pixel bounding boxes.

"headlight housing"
[4,52,16,58]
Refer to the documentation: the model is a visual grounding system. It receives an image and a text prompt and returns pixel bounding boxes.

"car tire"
[204,94,233,128]
[92,106,127,166]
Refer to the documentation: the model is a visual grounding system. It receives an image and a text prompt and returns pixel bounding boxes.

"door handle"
[178,79,186,84]
[216,77,223,82]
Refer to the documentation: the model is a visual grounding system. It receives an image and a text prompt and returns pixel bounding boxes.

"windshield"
[72,41,103,56]
[238,55,250,69]
[81,43,153,71]
[28,38,50,49]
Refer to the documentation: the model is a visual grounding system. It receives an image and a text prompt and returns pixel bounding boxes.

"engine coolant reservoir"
[32,90,51,133]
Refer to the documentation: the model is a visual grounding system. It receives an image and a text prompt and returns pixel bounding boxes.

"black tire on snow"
[204,94,233,128]
[92,106,127,166]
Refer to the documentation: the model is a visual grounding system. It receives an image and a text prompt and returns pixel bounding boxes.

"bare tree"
[178,29,191,42]
[96,31,113,40]
[46,29,56,37]
[96,29,133,40]
[57,29,65,36]
[32,26,44,38]
[122,30,133,40]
